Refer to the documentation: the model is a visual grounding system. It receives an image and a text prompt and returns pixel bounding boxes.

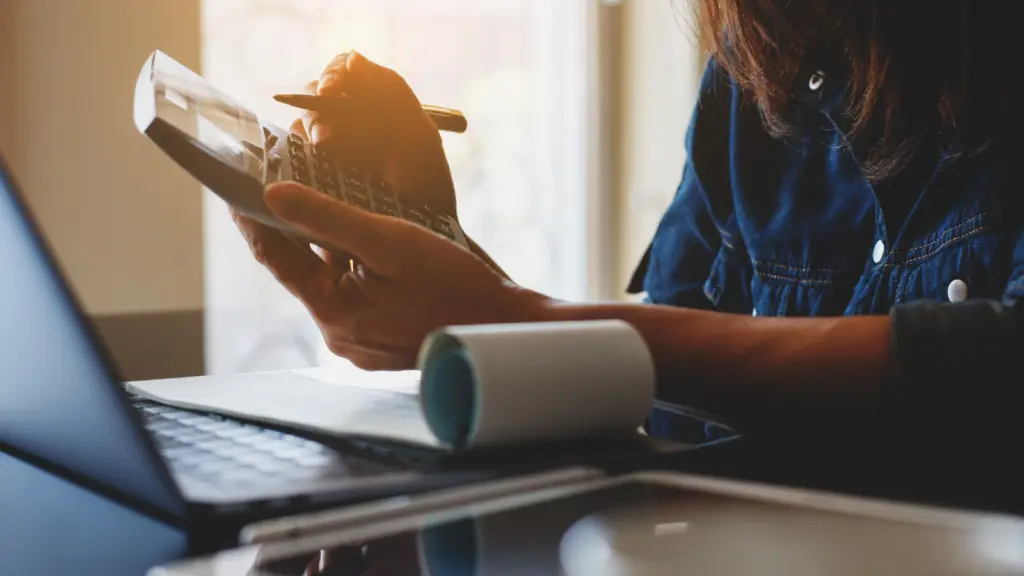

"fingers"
[325,51,422,121]
[307,105,387,176]
[231,210,342,310]
[317,52,353,95]
[306,52,431,174]
[323,336,414,371]
[264,182,412,276]
[307,52,354,145]
[314,244,359,272]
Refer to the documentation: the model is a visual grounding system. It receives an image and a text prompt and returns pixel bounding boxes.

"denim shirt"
[632,57,1024,444]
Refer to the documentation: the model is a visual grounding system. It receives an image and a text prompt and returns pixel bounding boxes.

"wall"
[0,12,11,151]
[0,0,204,379]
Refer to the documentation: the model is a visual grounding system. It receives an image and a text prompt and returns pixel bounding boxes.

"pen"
[273,93,468,134]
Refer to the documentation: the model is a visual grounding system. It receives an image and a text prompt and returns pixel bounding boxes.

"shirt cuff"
[888,299,1020,445]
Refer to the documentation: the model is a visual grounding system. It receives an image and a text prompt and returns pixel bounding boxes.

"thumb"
[264,182,409,276]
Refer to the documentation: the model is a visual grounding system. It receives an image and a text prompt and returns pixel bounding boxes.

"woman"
[234,1,1019,474]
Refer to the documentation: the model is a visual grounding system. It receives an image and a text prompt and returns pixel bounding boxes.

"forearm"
[541,301,896,444]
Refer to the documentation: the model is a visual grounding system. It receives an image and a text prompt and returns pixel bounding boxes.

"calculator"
[132,50,469,249]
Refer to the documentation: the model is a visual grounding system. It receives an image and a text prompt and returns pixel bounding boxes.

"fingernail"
[318,73,338,93]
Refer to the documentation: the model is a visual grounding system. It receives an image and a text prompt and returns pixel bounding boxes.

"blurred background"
[0,0,701,380]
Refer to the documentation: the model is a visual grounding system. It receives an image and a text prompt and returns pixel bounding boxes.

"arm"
[539,301,895,447]
[539,295,1022,455]
[256,163,1020,462]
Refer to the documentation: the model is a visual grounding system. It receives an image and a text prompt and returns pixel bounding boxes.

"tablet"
[148,471,1024,575]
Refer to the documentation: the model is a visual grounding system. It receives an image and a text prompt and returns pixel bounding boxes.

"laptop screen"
[0,153,186,519]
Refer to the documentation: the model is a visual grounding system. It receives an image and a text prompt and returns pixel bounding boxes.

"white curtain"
[201,0,599,374]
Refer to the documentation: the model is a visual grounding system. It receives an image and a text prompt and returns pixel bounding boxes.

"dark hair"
[689,0,1013,181]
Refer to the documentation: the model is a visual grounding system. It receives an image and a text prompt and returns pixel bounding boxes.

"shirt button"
[808,70,826,92]
[872,240,885,264]
[947,279,969,303]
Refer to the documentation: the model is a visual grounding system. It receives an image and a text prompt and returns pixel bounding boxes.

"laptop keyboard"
[134,400,395,489]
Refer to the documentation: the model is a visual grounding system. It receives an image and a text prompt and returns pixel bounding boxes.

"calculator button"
[323,180,341,199]
[290,143,308,162]
[343,174,369,205]
[342,171,365,189]
[313,147,333,164]
[291,163,311,187]
[320,174,339,197]
[349,194,371,210]
[375,179,396,197]
[347,187,371,210]
[317,161,338,180]
[267,154,282,176]
[431,217,456,239]
[403,206,428,227]
[290,157,305,175]
[316,163,335,182]
[372,188,398,211]
[263,128,279,150]
[314,154,334,172]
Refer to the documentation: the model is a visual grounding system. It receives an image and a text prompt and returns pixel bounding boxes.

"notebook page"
[127,369,442,449]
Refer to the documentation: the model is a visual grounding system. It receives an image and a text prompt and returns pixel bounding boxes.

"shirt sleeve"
[887,297,1022,459]
[626,59,732,310]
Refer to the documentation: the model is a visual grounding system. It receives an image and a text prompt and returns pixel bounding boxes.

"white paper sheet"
[127,369,442,448]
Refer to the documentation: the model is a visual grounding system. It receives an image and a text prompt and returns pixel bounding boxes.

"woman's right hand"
[282,51,512,279]
[298,51,458,218]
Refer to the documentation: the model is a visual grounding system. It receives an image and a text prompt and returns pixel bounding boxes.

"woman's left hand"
[234,182,552,370]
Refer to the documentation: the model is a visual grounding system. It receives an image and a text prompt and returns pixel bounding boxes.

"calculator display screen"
[148,51,266,181]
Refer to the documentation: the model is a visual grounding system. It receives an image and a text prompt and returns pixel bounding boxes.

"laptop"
[0,152,607,555]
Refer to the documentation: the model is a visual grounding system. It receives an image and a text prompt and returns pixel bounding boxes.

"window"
[201,0,609,374]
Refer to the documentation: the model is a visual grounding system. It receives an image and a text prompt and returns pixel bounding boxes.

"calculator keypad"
[371,180,400,217]
[287,134,312,187]
[275,132,467,248]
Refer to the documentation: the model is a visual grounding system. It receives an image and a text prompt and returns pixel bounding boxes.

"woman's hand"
[282,50,512,279]
[298,51,457,216]
[234,182,552,370]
